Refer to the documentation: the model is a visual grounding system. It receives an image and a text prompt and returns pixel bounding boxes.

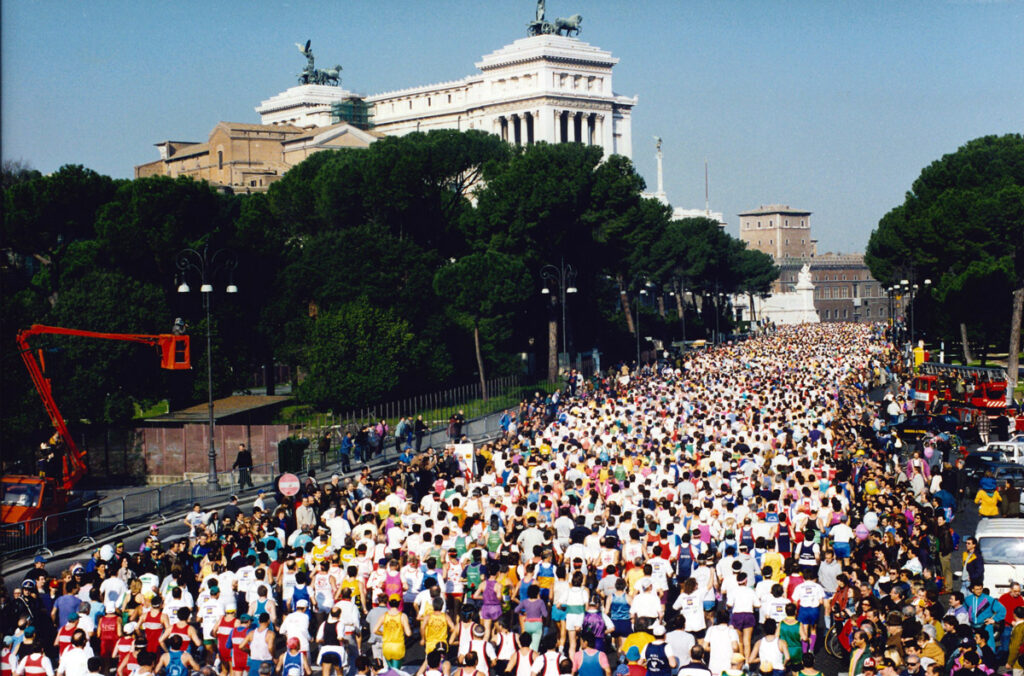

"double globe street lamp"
[176,246,238,485]
[540,260,577,381]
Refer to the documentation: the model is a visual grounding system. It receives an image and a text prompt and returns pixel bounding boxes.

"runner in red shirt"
[112,623,138,675]
[215,610,238,675]
[53,615,80,656]
[141,602,167,655]
[97,607,123,664]
[229,616,252,676]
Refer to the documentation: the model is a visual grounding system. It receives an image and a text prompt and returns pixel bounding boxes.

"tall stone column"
[600,114,612,158]
[538,107,555,143]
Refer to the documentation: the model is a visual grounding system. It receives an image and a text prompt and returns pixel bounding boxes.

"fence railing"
[0,374,557,563]
[295,374,526,437]
[0,462,277,561]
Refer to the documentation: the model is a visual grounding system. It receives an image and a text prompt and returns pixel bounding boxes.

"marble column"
[538,107,555,144]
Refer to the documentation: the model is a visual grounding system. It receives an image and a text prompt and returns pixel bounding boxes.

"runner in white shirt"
[792,569,826,653]
[196,587,225,641]
[671,578,706,633]
[725,572,759,660]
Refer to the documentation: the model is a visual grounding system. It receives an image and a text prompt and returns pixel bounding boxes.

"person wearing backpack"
[156,635,199,676]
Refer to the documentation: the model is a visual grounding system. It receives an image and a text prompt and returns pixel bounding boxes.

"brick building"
[776,253,888,323]
[134,120,380,193]
[738,204,815,260]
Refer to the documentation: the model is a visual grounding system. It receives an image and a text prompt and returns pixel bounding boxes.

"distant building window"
[409,101,413,109]
[785,239,789,245]
[250,180,256,187]
[785,219,789,226]
[218,151,223,170]
[428,97,432,106]
[825,309,830,319]
[844,309,849,319]
[866,307,871,318]
[448,94,452,103]
[757,221,761,228]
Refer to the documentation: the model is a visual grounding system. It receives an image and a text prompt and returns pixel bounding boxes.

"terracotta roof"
[168,143,209,159]
[738,205,812,216]
[215,121,304,134]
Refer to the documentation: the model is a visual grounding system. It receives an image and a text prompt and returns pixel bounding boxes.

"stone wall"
[138,423,290,479]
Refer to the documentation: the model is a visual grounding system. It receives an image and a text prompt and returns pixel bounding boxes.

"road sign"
[278,473,301,496]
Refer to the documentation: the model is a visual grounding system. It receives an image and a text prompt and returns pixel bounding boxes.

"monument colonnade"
[492,107,607,147]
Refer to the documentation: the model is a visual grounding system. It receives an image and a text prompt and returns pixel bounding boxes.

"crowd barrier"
[0,462,277,561]
[2,404,512,563]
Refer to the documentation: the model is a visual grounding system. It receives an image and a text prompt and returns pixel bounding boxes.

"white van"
[976,519,1024,592]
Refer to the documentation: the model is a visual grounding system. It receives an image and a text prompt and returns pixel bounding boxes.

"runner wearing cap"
[239,614,273,676]
[276,638,310,676]
[226,615,250,676]
[214,609,237,675]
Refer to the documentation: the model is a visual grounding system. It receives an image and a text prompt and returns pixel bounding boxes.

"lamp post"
[714,292,725,344]
[636,284,650,369]
[668,280,689,348]
[176,246,238,485]
[919,278,931,343]
[540,259,578,359]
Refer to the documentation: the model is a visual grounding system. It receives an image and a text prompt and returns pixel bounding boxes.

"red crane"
[2,324,190,526]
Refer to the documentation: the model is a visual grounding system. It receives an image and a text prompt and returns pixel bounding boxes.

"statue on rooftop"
[527,1,581,37]
[294,40,342,86]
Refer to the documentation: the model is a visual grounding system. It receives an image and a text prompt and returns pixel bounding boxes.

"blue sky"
[3,0,1022,252]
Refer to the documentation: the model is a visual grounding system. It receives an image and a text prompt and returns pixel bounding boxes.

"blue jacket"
[967,591,1005,649]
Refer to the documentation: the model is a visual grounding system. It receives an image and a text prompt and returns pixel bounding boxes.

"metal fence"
[296,374,526,438]
[0,462,277,561]
[0,375,553,563]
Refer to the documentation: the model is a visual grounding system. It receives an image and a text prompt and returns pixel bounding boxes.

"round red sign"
[278,472,301,496]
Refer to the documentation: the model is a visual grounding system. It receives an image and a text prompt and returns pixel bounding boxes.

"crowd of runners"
[3,324,1023,676]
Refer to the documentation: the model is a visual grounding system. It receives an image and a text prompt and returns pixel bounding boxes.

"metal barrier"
[87,498,127,537]
[4,407,513,562]
[0,516,49,558]
[41,507,93,552]
[1,462,278,562]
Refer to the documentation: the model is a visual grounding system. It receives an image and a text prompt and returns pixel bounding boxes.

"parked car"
[967,461,1024,490]
[890,414,975,441]
[963,449,1011,480]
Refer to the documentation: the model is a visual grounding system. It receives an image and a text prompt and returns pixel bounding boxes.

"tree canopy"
[1,134,778,467]
[865,134,1024,373]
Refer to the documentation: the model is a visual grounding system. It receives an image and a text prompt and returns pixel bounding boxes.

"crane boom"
[16,324,191,490]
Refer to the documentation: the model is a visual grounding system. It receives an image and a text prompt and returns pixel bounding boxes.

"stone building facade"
[777,253,887,323]
[362,35,635,159]
[137,33,636,191]
[738,205,815,260]
[135,121,379,193]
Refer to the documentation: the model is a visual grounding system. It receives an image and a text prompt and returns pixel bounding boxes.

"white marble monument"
[751,264,820,325]
[256,34,636,159]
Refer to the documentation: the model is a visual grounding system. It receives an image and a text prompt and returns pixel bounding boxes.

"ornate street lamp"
[176,246,238,485]
[540,259,577,382]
